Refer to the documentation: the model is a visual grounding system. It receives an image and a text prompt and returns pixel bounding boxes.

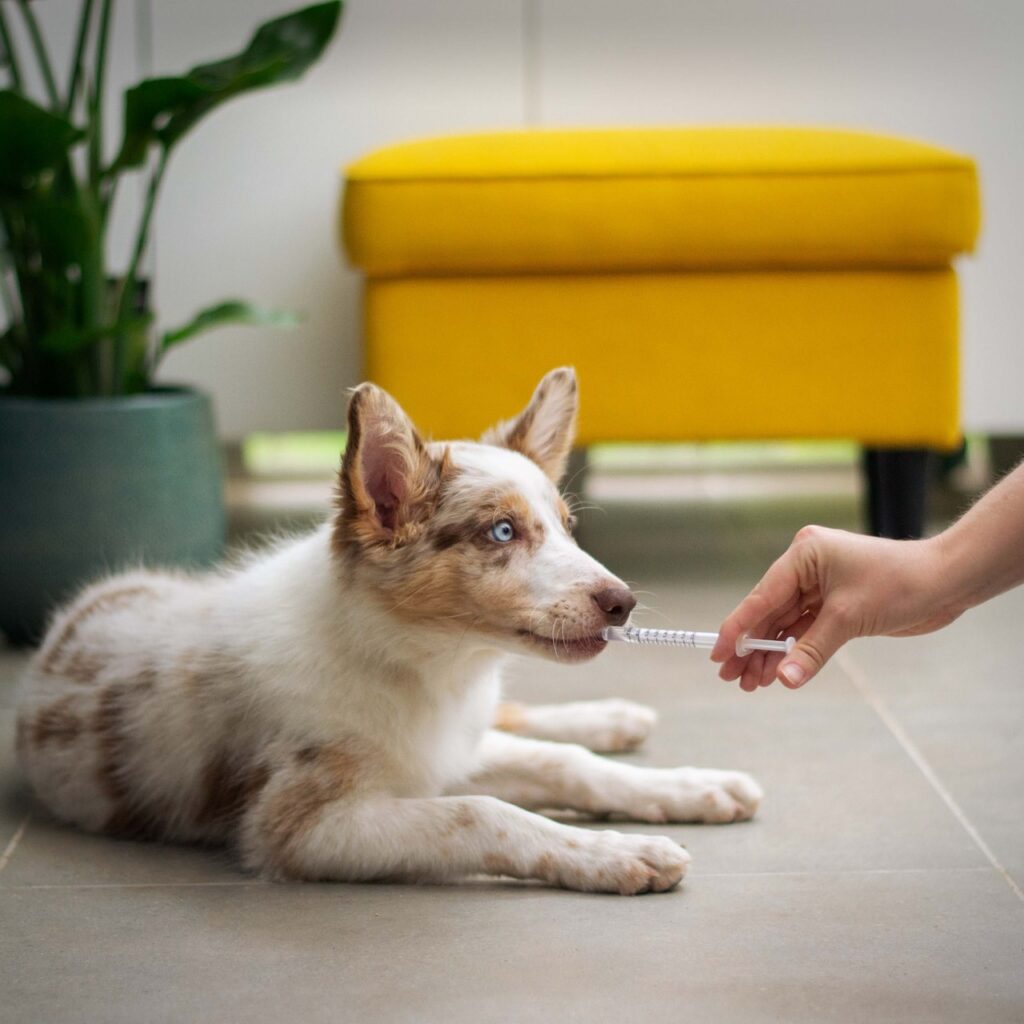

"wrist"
[926,529,984,618]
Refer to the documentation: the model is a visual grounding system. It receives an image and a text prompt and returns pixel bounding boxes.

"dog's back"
[17,569,253,842]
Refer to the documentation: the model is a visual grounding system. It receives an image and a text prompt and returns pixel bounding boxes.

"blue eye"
[490,520,515,543]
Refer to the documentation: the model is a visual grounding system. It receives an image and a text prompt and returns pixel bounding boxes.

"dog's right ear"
[334,384,442,548]
[481,367,578,484]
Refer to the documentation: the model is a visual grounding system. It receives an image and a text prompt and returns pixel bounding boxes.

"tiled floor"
[2,474,1023,1023]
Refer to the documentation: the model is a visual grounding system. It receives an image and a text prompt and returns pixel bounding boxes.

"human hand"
[710,526,961,691]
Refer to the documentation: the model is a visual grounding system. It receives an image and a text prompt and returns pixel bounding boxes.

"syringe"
[602,625,795,657]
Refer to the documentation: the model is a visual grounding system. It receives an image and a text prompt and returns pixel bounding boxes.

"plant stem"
[89,0,114,191]
[0,6,24,92]
[112,146,167,394]
[16,0,59,109]
[65,0,96,117]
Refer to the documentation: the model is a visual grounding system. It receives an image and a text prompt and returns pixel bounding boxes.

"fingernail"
[780,661,806,687]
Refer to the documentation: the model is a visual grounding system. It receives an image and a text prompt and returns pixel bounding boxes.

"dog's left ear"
[335,383,441,545]
[482,367,578,483]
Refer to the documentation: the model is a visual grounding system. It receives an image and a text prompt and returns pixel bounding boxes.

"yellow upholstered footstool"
[341,128,980,537]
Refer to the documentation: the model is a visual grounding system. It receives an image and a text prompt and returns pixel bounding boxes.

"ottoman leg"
[861,447,932,539]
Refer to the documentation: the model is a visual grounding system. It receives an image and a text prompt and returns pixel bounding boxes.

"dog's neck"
[240,524,509,698]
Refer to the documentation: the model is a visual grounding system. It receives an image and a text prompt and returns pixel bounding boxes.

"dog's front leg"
[243,788,688,895]
[459,731,763,823]
[495,699,658,752]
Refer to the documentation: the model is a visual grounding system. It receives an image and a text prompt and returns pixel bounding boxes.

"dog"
[16,367,761,894]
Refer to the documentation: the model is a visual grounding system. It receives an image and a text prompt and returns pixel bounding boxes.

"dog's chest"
[390,670,501,795]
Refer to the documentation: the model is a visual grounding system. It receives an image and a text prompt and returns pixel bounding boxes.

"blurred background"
[20,0,1022,439]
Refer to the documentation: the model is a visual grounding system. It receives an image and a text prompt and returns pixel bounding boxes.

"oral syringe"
[602,625,795,657]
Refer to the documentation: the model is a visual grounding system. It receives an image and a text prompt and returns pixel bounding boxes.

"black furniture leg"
[861,447,932,539]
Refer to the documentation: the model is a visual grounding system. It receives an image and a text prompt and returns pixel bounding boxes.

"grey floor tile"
[507,661,986,875]
[842,589,1024,893]
[2,869,1021,1024]
[505,580,985,876]
[0,713,247,889]
[843,587,1024,706]
[0,817,250,889]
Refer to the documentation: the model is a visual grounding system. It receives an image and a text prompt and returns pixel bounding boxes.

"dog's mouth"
[515,629,608,662]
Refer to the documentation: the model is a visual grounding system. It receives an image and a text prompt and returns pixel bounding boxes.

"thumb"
[776,611,852,688]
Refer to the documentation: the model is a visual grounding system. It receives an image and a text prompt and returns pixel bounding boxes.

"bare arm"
[711,461,1024,691]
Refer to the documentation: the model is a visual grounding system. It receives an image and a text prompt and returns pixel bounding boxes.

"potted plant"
[0,0,343,643]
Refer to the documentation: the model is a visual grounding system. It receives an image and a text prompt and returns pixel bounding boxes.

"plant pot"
[0,387,225,645]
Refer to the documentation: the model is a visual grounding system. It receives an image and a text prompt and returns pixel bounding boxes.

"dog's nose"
[591,585,637,626]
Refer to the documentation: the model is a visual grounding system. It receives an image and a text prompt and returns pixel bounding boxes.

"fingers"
[718,602,809,684]
[710,551,806,664]
[774,608,852,688]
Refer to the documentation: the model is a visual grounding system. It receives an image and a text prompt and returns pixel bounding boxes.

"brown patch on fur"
[454,804,476,829]
[31,696,83,746]
[431,517,480,552]
[62,647,106,685]
[195,755,271,832]
[495,492,542,550]
[93,672,159,839]
[428,489,542,557]
[532,852,557,882]
[259,740,367,877]
[493,702,527,734]
[483,852,516,876]
[566,838,580,849]
[40,586,154,679]
[441,801,478,837]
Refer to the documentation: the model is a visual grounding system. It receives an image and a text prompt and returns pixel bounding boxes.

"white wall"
[36,1,1024,436]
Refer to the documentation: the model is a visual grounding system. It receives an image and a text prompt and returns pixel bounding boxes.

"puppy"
[16,368,761,894]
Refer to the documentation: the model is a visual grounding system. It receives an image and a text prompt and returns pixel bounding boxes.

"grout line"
[838,649,1024,904]
[0,814,30,876]
[0,867,996,892]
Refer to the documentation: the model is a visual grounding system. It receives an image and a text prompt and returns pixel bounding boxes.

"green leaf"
[160,300,299,354]
[109,1,342,173]
[39,312,152,357]
[0,90,82,191]
[17,195,97,268]
[37,323,107,355]
[111,77,207,172]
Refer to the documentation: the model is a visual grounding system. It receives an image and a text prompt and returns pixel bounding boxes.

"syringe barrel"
[603,626,717,648]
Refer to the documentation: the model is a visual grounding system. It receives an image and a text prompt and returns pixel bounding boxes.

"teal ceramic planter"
[0,387,225,645]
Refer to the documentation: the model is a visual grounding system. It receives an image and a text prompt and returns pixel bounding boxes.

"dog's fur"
[16,368,761,895]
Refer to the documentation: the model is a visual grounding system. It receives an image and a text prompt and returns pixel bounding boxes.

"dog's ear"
[481,367,578,483]
[335,384,441,546]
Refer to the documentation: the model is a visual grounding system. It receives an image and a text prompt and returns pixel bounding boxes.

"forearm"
[931,461,1024,614]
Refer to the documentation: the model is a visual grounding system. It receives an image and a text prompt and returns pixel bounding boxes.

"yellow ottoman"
[341,128,980,536]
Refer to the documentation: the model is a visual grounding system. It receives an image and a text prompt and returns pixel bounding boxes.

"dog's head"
[332,367,635,662]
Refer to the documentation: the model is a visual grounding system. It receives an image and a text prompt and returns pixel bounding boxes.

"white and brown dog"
[16,368,761,894]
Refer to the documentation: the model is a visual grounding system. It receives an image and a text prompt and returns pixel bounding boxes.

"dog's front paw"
[517,698,658,752]
[625,767,764,824]
[543,830,690,894]
[579,699,658,753]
